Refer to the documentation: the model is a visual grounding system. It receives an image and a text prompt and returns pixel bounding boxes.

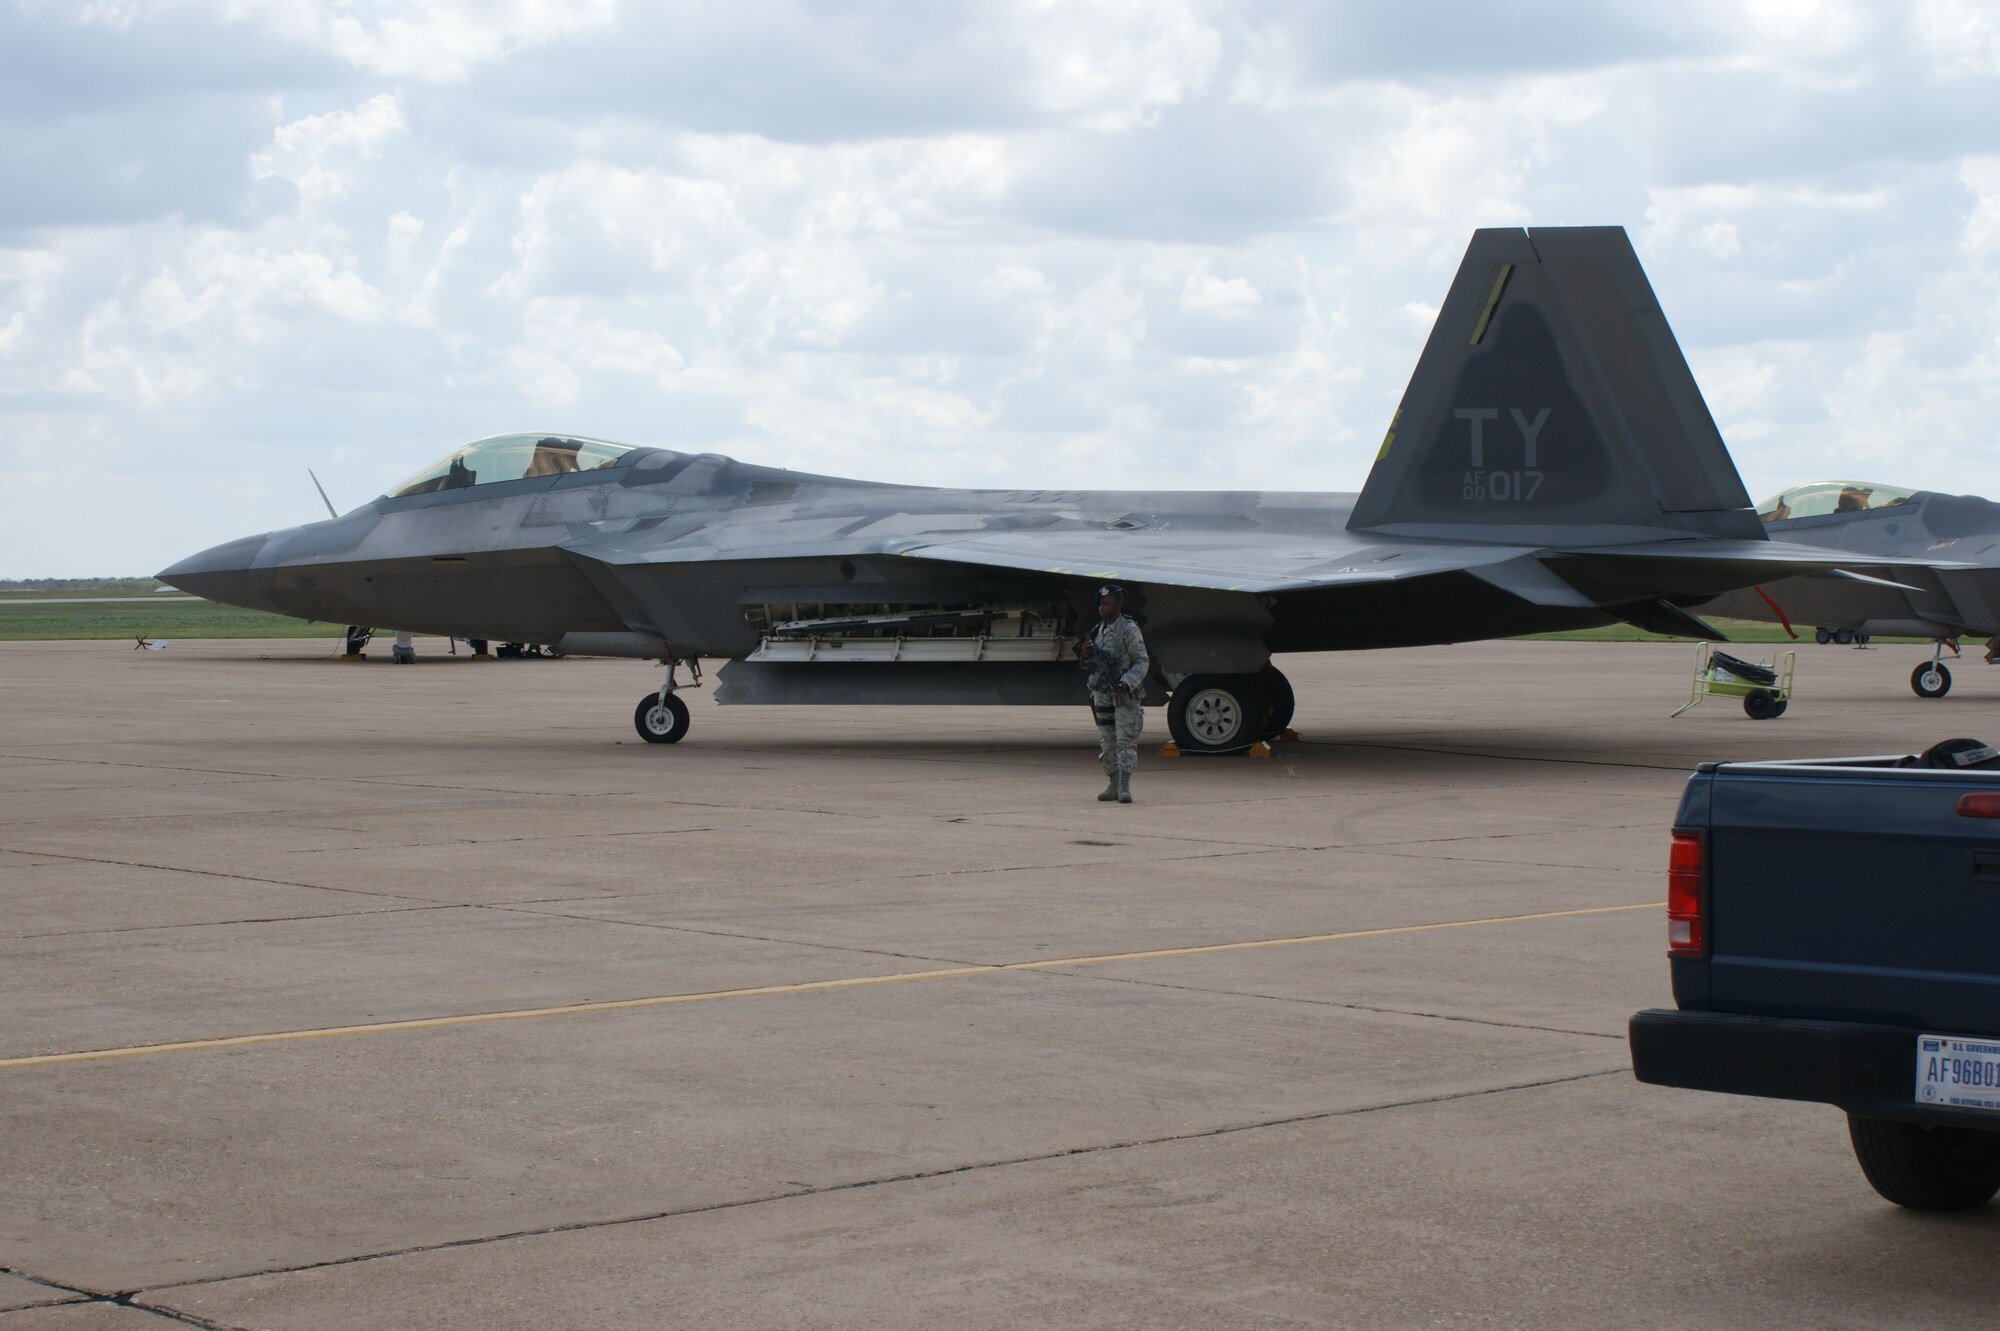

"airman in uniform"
[1079,584,1149,803]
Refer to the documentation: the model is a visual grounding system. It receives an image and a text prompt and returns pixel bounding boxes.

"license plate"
[1915,1034,2000,1111]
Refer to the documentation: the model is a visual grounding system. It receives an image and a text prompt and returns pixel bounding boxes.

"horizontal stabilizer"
[1467,556,1597,608]
[1615,599,1727,641]
[1541,541,1945,605]
[1827,568,1925,593]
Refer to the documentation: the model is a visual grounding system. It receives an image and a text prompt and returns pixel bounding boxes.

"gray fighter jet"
[162,226,1915,751]
[1697,480,2000,698]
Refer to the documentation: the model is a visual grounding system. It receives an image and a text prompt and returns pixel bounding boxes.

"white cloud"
[1330,76,1610,232]
[252,93,405,204]
[1181,260,1262,313]
[1915,0,2000,79]
[5,1,2000,575]
[1695,221,1742,258]
[506,346,581,407]
[1713,0,1884,71]
[1962,157,2000,257]
[1010,0,1223,129]
[231,0,617,82]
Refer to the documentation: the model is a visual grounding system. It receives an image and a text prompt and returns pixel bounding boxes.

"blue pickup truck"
[1630,744,2000,1210]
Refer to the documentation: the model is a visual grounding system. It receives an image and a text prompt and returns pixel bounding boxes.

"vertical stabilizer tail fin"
[1348,226,1758,541]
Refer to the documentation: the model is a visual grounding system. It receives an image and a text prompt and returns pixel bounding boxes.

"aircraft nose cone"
[157,533,271,608]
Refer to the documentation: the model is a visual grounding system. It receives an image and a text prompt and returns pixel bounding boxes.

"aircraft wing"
[885,529,1535,593]
[573,518,1945,604]
[564,519,1536,592]
[893,530,1954,597]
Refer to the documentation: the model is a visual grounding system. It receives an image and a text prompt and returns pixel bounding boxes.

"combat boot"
[1116,771,1133,804]
[1097,774,1119,801]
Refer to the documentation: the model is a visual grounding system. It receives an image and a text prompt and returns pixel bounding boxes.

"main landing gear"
[1814,626,1871,646]
[1166,663,1295,754]
[634,657,702,744]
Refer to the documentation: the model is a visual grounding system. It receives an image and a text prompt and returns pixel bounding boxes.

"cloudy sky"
[3,0,1997,576]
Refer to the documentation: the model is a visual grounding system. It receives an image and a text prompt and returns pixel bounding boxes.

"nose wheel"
[634,692,690,743]
[633,654,700,743]
[1912,663,1953,699]
[1912,641,1959,699]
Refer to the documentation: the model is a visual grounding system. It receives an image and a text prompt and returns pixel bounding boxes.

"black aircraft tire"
[1913,663,1954,699]
[634,693,691,744]
[1169,674,1265,754]
[1743,689,1779,720]
[1848,1114,2000,1211]
[1815,627,1833,645]
[1835,628,1857,645]
[1259,664,1296,736]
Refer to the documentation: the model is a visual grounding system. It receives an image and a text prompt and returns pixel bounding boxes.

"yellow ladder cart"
[1671,642,1796,720]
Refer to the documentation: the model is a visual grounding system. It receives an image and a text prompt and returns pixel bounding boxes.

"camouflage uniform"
[1086,614,1149,798]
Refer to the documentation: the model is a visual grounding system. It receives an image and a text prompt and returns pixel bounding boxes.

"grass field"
[0,578,163,598]
[0,599,343,641]
[1512,620,1927,644]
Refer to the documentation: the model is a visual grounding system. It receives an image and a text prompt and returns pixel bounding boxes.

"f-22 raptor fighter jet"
[1698,480,2000,699]
[162,226,1911,752]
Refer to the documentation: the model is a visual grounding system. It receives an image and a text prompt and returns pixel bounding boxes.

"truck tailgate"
[1707,768,2000,1031]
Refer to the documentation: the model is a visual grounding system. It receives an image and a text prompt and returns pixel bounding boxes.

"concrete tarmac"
[1,637,1996,1328]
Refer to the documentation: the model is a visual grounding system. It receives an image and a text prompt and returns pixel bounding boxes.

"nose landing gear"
[1912,640,1959,699]
[634,656,702,744]
[635,692,690,742]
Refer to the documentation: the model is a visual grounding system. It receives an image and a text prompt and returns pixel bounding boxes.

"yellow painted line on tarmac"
[0,902,1664,1070]
[1004,901,1664,971]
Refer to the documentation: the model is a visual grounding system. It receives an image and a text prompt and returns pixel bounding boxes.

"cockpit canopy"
[389,434,639,498]
[1756,480,1919,522]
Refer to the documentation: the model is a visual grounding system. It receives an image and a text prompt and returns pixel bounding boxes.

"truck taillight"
[1958,793,2000,819]
[1667,829,1705,958]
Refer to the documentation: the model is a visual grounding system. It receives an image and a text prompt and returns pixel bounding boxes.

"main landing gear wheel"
[1815,627,1833,645]
[1169,673,1266,754]
[1835,628,1857,645]
[1913,662,1953,699]
[1259,663,1296,735]
[634,692,690,743]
